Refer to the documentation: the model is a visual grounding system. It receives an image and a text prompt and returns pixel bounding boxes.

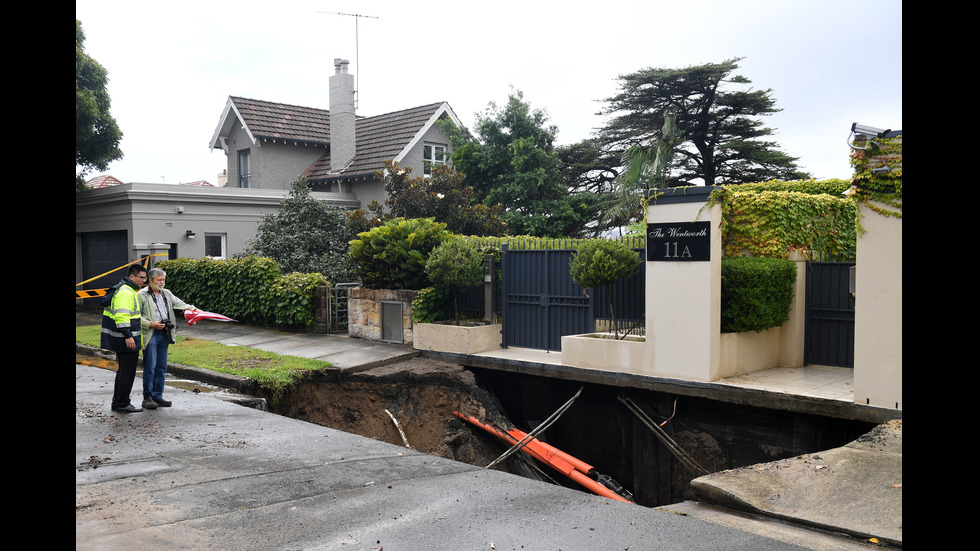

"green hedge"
[706,179,858,261]
[721,256,797,333]
[157,256,328,330]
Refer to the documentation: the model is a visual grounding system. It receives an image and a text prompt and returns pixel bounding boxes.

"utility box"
[381,301,404,344]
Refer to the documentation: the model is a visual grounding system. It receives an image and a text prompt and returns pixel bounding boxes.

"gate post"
[644,187,723,381]
[500,243,510,348]
[853,201,902,409]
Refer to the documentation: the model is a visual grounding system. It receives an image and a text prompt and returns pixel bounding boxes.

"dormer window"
[423,143,446,177]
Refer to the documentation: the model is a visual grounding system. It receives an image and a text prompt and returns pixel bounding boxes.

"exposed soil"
[259,356,545,479]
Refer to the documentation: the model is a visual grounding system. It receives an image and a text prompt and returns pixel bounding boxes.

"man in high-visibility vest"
[102,264,147,413]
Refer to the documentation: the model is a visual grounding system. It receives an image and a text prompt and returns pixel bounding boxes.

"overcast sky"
[76,0,902,186]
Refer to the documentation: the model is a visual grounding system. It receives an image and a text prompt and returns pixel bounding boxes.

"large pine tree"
[598,57,809,187]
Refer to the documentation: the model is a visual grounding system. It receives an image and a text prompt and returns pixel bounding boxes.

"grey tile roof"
[304,102,445,182]
[230,97,331,145]
[227,97,446,183]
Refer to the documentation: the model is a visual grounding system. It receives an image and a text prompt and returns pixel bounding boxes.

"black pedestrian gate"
[500,244,592,351]
[804,262,855,367]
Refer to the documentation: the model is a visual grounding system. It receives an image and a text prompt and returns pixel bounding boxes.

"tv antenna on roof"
[319,11,379,111]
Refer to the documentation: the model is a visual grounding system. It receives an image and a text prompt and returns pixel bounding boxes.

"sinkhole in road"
[257,356,877,508]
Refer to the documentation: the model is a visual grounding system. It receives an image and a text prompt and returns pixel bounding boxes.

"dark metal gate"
[500,244,592,351]
[500,244,645,351]
[804,262,855,367]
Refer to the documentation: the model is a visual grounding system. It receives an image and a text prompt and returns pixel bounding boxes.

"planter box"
[413,322,502,354]
[718,327,781,379]
[560,333,647,375]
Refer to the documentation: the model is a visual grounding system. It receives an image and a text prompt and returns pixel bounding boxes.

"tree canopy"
[443,90,598,237]
[76,20,122,190]
[598,57,809,187]
[242,179,356,283]
[349,161,507,236]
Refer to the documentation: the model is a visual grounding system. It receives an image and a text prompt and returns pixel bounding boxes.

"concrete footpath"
[76,312,901,550]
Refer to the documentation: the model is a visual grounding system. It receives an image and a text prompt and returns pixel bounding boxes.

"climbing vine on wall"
[706,179,859,260]
[849,136,902,218]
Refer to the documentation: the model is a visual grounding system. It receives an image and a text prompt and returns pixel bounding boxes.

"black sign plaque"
[647,221,711,261]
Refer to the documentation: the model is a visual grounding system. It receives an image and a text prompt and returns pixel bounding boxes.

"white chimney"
[329,58,356,172]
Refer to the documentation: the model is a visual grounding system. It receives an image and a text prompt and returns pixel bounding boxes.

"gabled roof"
[209,96,461,183]
[86,175,125,188]
[303,102,458,182]
[210,97,331,150]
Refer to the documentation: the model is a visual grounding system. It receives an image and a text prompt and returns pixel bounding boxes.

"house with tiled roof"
[209,59,461,209]
[85,175,125,188]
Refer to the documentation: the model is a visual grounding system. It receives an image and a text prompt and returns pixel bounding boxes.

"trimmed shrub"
[721,256,796,333]
[347,217,449,289]
[569,239,642,338]
[425,238,485,324]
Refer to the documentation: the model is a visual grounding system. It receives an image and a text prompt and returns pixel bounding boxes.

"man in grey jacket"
[138,267,197,409]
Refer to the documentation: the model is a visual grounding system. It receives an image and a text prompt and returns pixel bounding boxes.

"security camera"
[870,166,892,175]
[851,123,891,138]
[848,122,892,151]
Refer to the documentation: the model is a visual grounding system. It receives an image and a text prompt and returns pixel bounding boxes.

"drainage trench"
[257,357,877,508]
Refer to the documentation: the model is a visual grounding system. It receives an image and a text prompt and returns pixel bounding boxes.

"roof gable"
[210,97,331,151]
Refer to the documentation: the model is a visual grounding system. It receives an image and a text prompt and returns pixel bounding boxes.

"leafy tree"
[351,160,507,236]
[598,58,809,187]
[424,238,485,324]
[443,90,597,237]
[76,20,122,191]
[242,179,356,283]
[600,112,684,232]
[569,239,642,339]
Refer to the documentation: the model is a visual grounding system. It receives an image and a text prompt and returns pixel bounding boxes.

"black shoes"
[113,397,170,412]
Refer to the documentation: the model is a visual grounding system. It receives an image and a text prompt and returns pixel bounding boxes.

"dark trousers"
[111,349,140,408]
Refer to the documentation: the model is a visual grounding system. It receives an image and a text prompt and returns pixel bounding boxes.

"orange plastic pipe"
[452,411,631,503]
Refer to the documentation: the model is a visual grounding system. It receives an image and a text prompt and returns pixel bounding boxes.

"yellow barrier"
[75,254,167,300]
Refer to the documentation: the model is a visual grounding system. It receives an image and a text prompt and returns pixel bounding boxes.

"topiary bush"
[720,256,796,333]
[424,238,485,324]
[569,239,642,339]
[347,217,449,289]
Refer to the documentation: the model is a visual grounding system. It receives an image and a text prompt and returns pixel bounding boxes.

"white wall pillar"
[853,202,902,409]
[644,187,722,381]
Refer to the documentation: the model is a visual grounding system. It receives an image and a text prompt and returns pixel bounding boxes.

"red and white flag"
[184,309,236,326]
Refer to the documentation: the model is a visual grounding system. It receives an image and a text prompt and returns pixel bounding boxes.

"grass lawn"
[76,325,333,398]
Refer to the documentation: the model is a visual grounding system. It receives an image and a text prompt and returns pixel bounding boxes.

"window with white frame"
[204,233,227,259]
[422,143,446,177]
[238,149,251,188]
